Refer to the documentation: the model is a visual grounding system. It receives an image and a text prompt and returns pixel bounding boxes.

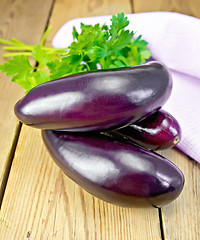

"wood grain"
[133,0,200,18]
[159,149,200,240]
[0,0,54,200]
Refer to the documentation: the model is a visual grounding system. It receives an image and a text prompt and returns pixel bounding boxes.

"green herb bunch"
[0,13,152,93]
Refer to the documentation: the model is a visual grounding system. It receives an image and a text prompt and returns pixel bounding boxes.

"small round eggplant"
[15,61,172,132]
[42,130,184,208]
[114,110,181,150]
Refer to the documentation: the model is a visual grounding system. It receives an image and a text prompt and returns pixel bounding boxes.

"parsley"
[0,12,152,93]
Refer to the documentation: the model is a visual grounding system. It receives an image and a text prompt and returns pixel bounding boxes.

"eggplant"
[15,61,172,132]
[113,110,181,150]
[42,130,184,208]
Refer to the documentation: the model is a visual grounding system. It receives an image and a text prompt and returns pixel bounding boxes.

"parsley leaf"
[0,55,33,76]
[32,45,52,66]
[110,30,134,51]
[109,13,129,39]
[47,54,84,80]
[72,26,79,40]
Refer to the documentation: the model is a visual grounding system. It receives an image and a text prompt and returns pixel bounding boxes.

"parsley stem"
[99,58,106,69]
[40,26,53,47]
[3,45,68,55]
[3,46,34,51]
[85,62,91,71]
[0,38,27,46]
[10,38,26,46]
[3,52,32,57]
[46,48,69,54]
[0,38,14,45]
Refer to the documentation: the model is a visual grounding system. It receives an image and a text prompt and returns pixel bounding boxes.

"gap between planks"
[129,0,135,13]
[0,122,22,208]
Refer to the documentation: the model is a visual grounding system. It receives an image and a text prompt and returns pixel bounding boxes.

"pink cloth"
[52,12,200,162]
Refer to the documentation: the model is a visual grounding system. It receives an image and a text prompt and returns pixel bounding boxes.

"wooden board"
[133,0,200,18]
[0,0,54,201]
[159,149,200,239]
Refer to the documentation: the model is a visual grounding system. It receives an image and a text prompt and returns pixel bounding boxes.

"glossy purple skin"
[114,110,181,150]
[42,130,184,208]
[15,61,172,132]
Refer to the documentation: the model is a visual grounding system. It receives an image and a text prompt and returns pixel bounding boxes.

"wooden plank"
[158,149,200,239]
[0,0,162,239]
[0,0,54,200]
[133,0,200,18]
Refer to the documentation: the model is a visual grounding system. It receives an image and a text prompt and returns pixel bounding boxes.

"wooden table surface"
[0,0,200,239]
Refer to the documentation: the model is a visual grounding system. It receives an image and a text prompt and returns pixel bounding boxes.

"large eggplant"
[113,110,181,150]
[15,61,172,132]
[42,130,184,208]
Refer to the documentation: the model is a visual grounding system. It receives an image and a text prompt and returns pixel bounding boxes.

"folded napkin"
[52,12,200,163]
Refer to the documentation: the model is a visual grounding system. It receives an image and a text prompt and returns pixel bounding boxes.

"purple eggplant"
[113,110,181,150]
[42,130,184,208]
[15,61,172,132]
